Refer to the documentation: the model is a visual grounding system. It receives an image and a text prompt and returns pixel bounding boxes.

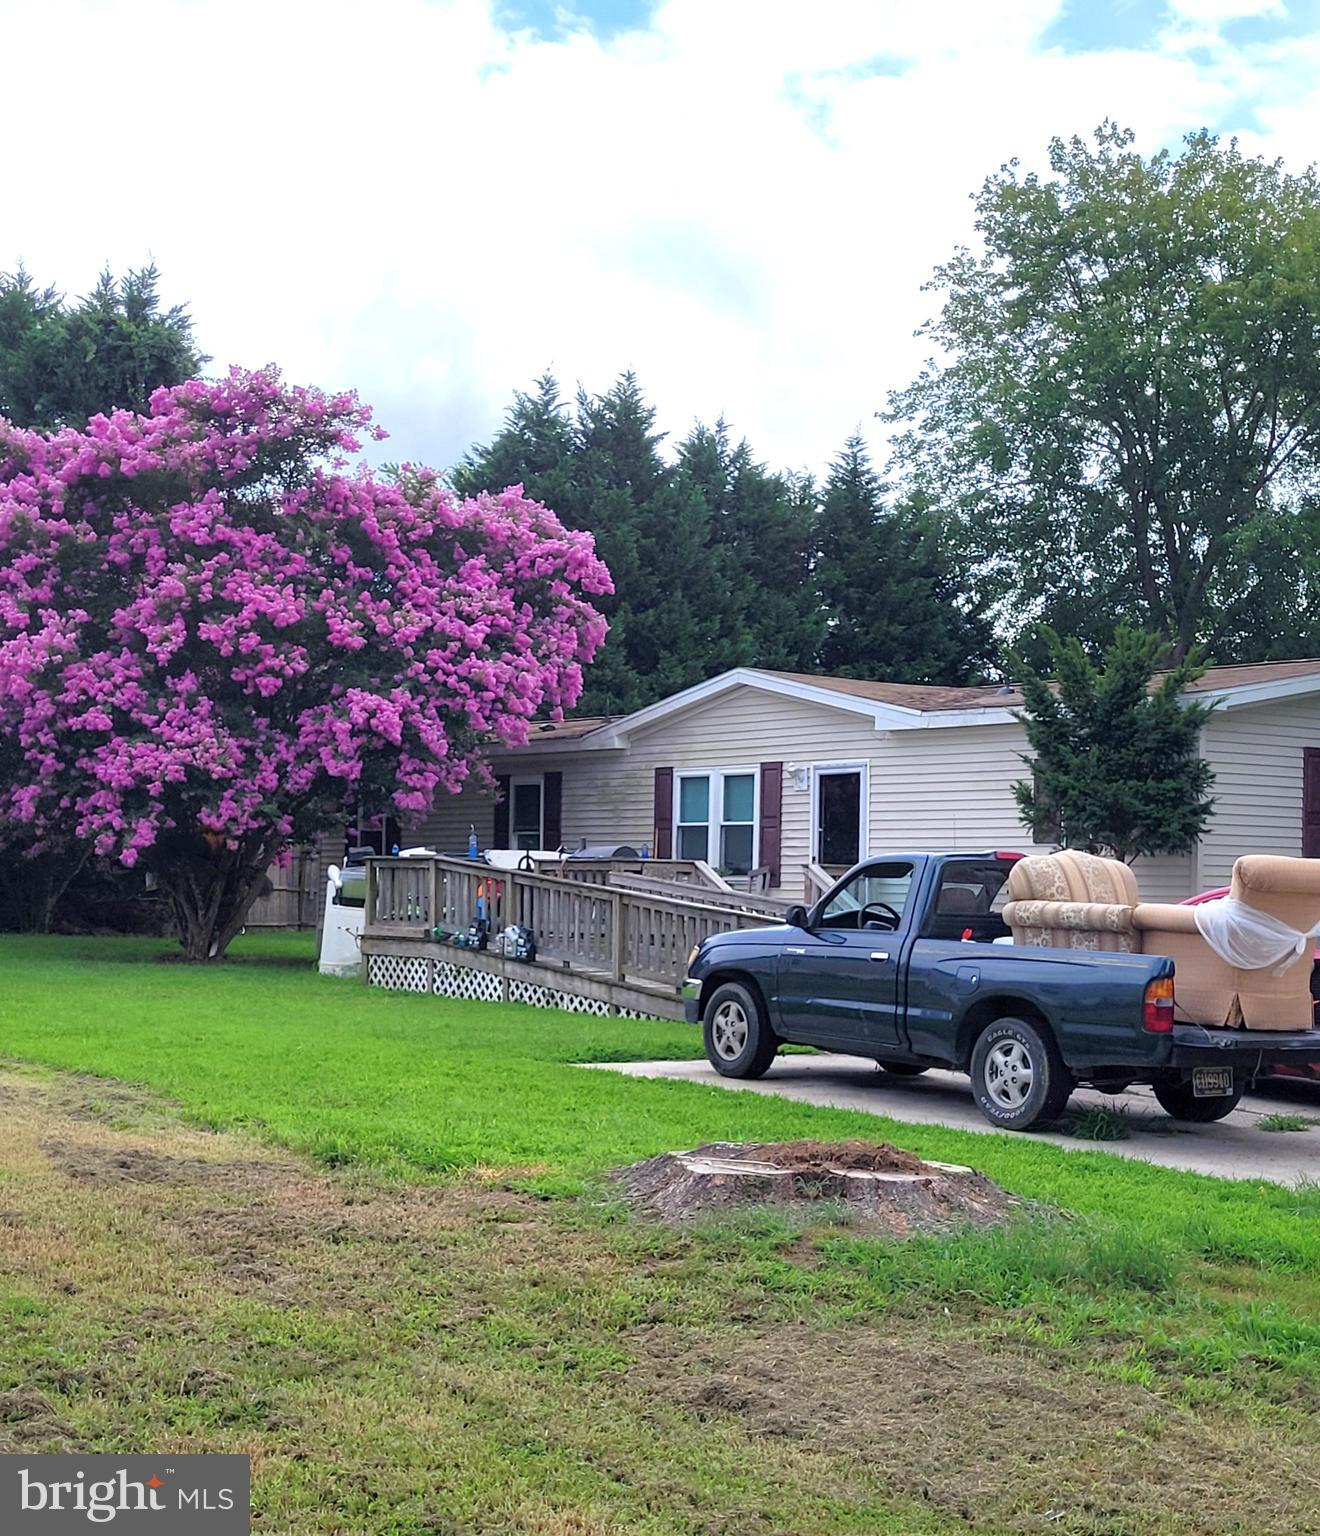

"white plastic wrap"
[1192,897,1320,975]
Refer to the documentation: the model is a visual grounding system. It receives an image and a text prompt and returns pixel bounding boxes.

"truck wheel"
[876,1060,929,1077]
[703,981,778,1079]
[1152,1078,1244,1123]
[970,1016,1073,1131]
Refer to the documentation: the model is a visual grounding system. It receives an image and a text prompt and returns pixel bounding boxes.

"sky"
[4,0,1320,477]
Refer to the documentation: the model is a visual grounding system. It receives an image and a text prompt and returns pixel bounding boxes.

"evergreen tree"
[0,263,204,429]
[459,373,741,714]
[451,372,577,512]
[1013,628,1216,864]
[815,435,994,683]
[567,373,666,713]
[675,421,821,672]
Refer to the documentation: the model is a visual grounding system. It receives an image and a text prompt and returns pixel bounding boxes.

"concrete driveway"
[590,1055,1320,1185]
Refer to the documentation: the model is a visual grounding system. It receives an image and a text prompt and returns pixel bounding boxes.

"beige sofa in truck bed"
[1003,851,1320,1032]
[1133,855,1320,1032]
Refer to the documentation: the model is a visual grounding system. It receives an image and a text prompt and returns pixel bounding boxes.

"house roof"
[492,658,1320,755]
[499,714,621,753]
[1176,658,1320,694]
[762,671,1022,712]
[764,659,1320,713]
[524,715,618,739]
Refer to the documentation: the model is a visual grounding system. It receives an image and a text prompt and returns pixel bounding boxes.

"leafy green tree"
[675,421,822,671]
[815,435,995,683]
[0,263,204,429]
[890,125,1320,661]
[1013,627,1216,863]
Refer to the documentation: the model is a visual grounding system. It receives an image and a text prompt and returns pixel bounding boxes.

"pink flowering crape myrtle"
[0,367,610,959]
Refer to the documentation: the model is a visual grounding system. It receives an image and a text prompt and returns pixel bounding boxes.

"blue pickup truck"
[681,851,1320,1131]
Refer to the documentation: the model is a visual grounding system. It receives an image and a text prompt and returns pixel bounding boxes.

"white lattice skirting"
[366,955,430,994]
[367,952,664,1021]
[434,962,503,1004]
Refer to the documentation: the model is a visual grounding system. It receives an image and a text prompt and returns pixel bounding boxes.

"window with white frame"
[675,770,757,875]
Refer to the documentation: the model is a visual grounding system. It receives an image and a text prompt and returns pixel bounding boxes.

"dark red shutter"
[759,761,783,886]
[493,774,511,848]
[653,767,674,859]
[543,771,563,850]
[1305,749,1320,858]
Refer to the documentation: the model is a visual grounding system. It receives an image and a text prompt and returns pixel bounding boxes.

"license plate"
[1192,1068,1233,1098]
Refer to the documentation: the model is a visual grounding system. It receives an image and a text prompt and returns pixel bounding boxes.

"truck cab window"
[921,860,1014,942]
[817,863,914,930]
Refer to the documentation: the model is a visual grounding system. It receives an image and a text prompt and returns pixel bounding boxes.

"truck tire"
[703,981,778,1079]
[970,1016,1073,1131]
[1152,1077,1244,1123]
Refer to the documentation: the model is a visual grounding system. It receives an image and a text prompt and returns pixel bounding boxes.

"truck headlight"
[687,944,700,970]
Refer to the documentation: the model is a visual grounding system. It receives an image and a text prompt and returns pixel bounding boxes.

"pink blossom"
[0,367,610,867]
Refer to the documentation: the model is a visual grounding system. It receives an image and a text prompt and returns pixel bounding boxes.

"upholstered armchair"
[1002,851,1140,953]
[1135,856,1320,1031]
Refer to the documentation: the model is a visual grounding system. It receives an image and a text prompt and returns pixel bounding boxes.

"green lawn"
[0,933,1317,1534]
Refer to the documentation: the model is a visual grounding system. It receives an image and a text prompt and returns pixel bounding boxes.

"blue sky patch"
[496,0,656,42]
[1222,1,1320,48]
[1042,0,1170,54]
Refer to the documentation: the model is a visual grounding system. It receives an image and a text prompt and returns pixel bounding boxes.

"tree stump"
[615,1140,1024,1235]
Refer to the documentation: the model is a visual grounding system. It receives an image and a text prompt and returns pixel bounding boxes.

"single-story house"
[407,661,1320,904]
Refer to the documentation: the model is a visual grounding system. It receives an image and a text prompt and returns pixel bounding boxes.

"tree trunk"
[150,832,282,962]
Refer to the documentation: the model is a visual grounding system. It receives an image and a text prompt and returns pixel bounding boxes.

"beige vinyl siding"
[409,749,647,854]
[408,774,500,853]
[409,685,877,871]
[869,723,1029,852]
[868,722,1192,901]
[408,687,1046,894]
[630,686,881,879]
[1197,694,1320,890]
[406,680,1209,901]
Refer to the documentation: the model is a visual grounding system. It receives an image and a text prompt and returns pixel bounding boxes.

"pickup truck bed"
[683,851,1320,1131]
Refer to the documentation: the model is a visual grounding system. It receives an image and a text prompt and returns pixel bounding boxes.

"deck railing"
[803,862,847,904]
[607,870,794,917]
[554,857,727,889]
[363,855,775,988]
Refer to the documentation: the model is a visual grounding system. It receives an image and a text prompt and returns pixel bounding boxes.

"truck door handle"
[870,951,889,962]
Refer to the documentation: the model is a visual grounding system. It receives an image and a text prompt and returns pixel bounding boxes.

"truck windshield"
[817,863,915,930]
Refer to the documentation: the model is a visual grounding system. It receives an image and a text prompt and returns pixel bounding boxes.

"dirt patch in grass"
[40,1140,298,1187]
[44,1073,174,1127]
[632,1321,1320,1535]
[0,1386,81,1449]
[616,1139,1027,1235]
[33,1104,541,1316]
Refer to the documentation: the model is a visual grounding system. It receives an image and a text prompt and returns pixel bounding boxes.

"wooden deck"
[359,854,790,1018]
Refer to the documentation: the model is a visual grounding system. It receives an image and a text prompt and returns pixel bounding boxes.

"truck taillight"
[1143,976,1175,1033]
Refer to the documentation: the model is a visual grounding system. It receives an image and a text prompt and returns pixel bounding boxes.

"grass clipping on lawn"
[615,1139,1029,1233]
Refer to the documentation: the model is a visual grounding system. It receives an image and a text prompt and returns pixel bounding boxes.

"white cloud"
[2,0,1318,476]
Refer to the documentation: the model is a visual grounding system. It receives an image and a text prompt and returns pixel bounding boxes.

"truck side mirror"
[784,904,809,930]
